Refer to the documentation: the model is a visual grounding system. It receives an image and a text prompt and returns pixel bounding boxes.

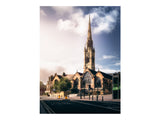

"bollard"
[92,95,93,100]
[96,95,98,101]
[80,94,82,99]
[102,96,103,102]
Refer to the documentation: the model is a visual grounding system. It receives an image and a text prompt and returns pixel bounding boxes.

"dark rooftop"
[99,71,113,79]
[77,72,83,76]
[88,69,97,75]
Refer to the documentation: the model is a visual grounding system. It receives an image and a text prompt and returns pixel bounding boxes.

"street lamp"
[102,87,104,102]
[80,88,82,99]
[83,82,86,99]
[92,88,94,100]
[96,87,98,101]
[84,88,85,99]
[88,85,90,100]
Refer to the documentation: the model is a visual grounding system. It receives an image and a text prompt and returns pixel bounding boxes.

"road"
[40,99,120,114]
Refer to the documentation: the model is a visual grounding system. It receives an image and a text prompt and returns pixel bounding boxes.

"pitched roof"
[50,74,62,81]
[57,75,62,79]
[99,71,112,79]
[77,72,83,76]
[112,72,120,78]
[88,69,97,75]
[64,74,74,80]
[49,75,54,81]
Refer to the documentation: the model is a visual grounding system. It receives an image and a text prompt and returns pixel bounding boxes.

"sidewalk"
[40,94,120,102]
[69,94,120,102]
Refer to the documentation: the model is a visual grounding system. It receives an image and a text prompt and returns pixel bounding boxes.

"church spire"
[84,15,95,71]
[86,15,93,48]
[87,15,92,41]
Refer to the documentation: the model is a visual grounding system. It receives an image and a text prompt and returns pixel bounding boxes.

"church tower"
[84,15,95,71]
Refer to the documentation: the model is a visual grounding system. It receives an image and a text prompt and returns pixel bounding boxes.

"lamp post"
[83,82,86,99]
[102,88,104,102]
[84,88,85,99]
[80,88,82,99]
[96,87,98,101]
[92,88,93,100]
[88,85,90,100]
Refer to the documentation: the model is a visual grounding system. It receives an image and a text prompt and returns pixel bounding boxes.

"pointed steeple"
[87,15,92,41]
[84,14,95,71]
[86,15,93,48]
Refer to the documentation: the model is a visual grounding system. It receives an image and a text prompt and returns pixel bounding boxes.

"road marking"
[71,100,120,112]
[41,101,55,113]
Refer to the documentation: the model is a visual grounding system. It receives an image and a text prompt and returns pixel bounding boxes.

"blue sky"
[40,6,120,83]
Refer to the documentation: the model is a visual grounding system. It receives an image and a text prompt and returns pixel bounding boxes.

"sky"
[40,6,120,84]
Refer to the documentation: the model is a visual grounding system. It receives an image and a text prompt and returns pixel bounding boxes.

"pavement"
[70,94,120,102]
[40,94,120,102]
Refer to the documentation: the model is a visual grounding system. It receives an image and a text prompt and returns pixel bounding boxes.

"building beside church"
[45,16,120,97]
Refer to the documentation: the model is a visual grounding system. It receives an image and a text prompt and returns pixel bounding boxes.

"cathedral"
[45,16,120,97]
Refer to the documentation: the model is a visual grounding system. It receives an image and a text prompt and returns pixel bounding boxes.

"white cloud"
[57,9,89,36]
[101,68,120,73]
[56,7,119,36]
[52,6,73,16]
[96,64,120,73]
[102,55,115,59]
[92,9,119,34]
[95,64,103,70]
[40,9,47,16]
[114,62,120,66]
[57,19,74,31]
[40,17,85,80]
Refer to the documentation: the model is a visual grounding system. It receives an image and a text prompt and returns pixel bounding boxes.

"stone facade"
[45,68,113,95]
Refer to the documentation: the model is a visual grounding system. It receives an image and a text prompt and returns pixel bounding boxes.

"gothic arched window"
[82,72,92,88]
